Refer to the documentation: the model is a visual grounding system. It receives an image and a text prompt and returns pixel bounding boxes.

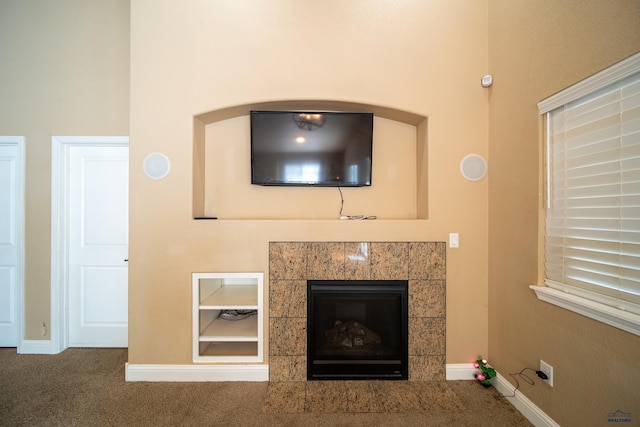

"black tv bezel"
[250,110,374,187]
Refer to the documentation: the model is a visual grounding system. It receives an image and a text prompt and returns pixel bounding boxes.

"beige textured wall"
[129,0,490,364]
[5,0,639,422]
[0,0,130,340]
[203,115,419,220]
[488,1,640,425]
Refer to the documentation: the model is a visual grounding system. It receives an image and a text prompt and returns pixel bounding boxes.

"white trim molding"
[530,285,640,337]
[131,363,482,382]
[50,136,129,354]
[493,373,560,427]
[538,51,640,113]
[0,136,25,350]
[125,363,269,382]
[535,51,640,337]
[446,364,558,427]
[18,340,56,354]
[445,363,477,380]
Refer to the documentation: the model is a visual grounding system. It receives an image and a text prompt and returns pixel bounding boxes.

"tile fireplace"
[269,241,446,382]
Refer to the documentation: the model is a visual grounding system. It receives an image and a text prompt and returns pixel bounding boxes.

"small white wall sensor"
[481,75,493,88]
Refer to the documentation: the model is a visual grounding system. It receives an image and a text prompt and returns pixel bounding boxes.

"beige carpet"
[0,348,532,426]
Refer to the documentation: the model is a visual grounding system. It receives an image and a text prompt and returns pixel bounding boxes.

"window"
[533,52,640,336]
[284,162,320,183]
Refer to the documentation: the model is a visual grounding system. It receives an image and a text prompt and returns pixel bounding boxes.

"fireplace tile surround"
[269,241,446,382]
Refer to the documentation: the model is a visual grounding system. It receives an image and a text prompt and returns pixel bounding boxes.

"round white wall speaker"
[143,152,171,180]
[460,154,487,181]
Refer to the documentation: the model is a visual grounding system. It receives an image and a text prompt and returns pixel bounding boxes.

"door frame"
[0,136,25,350]
[51,136,129,353]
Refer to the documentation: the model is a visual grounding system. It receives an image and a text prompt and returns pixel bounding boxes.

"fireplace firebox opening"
[307,280,408,380]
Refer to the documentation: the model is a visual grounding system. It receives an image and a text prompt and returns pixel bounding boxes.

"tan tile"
[304,381,349,412]
[269,241,447,385]
[308,242,345,280]
[410,381,465,410]
[345,381,382,412]
[263,379,468,413]
[270,317,306,356]
[409,317,445,355]
[408,355,446,381]
[408,242,431,279]
[268,356,307,382]
[368,381,423,412]
[370,242,409,280]
[344,242,372,280]
[262,381,306,413]
[427,242,446,280]
[269,242,308,279]
[269,279,306,318]
[409,280,445,318]
[389,382,424,410]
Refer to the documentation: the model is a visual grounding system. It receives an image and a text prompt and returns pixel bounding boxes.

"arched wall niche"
[192,100,428,219]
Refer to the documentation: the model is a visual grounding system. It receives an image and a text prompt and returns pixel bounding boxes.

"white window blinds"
[543,67,640,315]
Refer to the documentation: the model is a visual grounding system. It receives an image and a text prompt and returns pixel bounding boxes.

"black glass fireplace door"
[307,280,408,380]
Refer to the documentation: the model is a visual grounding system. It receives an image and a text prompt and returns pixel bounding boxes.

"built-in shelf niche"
[193,272,263,363]
[192,100,428,220]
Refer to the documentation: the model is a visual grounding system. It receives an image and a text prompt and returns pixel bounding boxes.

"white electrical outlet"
[540,359,553,387]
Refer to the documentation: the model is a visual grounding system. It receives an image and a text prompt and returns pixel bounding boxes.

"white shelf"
[199,285,258,308]
[200,342,259,357]
[199,316,258,341]
[192,272,263,363]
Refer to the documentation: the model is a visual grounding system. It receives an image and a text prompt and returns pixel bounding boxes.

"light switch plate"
[449,233,459,248]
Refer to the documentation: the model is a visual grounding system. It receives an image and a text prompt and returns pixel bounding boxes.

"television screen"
[250,110,373,186]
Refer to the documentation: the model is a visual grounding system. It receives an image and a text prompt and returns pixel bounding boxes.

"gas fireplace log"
[325,320,382,348]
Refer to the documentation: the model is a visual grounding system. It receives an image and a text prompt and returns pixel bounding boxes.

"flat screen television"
[250,110,373,186]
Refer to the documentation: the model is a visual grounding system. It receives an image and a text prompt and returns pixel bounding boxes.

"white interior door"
[0,140,23,347]
[68,144,129,347]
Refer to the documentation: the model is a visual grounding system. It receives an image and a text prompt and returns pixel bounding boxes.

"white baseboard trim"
[125,363,269,382]
[445,364,558,427]
[493,372,560,427]
[18,340,56,354]
[445,363,476,380]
